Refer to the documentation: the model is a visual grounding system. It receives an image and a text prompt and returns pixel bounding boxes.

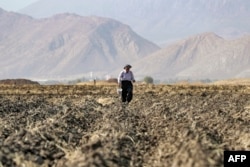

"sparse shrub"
[144,76,154,84]
[200,78,212,83]
[107,78,118,83]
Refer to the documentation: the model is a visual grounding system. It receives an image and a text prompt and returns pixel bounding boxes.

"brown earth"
[0,84,249,167]
[0,79,40,85]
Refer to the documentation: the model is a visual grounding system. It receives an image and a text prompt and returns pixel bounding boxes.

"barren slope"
[20,0,250,44]
[0,9,160,80]
[134,33,250,80]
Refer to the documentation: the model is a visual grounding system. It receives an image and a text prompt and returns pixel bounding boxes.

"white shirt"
[118,70,135,83]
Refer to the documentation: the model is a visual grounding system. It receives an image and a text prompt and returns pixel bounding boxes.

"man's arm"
[117,71,123,87]
[131,71,135,82]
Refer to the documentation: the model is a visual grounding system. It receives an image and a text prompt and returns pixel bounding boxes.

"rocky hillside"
[1,8,250,82]
[0,8,160,80]
[20,0,250,44]
[134,33,250,81]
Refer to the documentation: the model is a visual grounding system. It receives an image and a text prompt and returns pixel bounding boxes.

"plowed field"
[0,84,249,167]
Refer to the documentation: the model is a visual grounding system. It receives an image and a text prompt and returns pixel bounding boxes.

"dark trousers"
[121,81,133,103]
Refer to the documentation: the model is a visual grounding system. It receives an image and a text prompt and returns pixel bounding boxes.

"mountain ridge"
[19,0,250,45]
[0,9,160,80]
[133,32,250,81]
[1,8,250,82]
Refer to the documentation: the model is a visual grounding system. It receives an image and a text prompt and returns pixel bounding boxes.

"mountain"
[19,0,250,45]
[1,8,250,82]
[0,8,160,80]
[134,32,250,81]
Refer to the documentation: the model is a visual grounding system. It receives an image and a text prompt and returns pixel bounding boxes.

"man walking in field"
[118,64,136,105]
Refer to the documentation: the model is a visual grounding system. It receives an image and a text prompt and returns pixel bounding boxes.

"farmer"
[117,64,136,104]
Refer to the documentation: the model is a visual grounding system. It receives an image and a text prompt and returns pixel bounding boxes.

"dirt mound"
[212,78,250,85]
[0,84,249,166]
[0,79,40,85]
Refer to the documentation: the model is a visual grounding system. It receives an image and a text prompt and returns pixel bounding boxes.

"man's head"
[124,64,132,69]
[124,64,132,72]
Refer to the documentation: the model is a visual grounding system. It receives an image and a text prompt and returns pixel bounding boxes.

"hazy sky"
[0,0,38,11]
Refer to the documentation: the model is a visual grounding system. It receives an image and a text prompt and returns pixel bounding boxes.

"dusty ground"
[0,84,249,167]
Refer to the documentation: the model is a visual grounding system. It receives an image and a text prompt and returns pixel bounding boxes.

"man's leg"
[122,90,128,102]
[121,81,128,102]
[126,84,133,103]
